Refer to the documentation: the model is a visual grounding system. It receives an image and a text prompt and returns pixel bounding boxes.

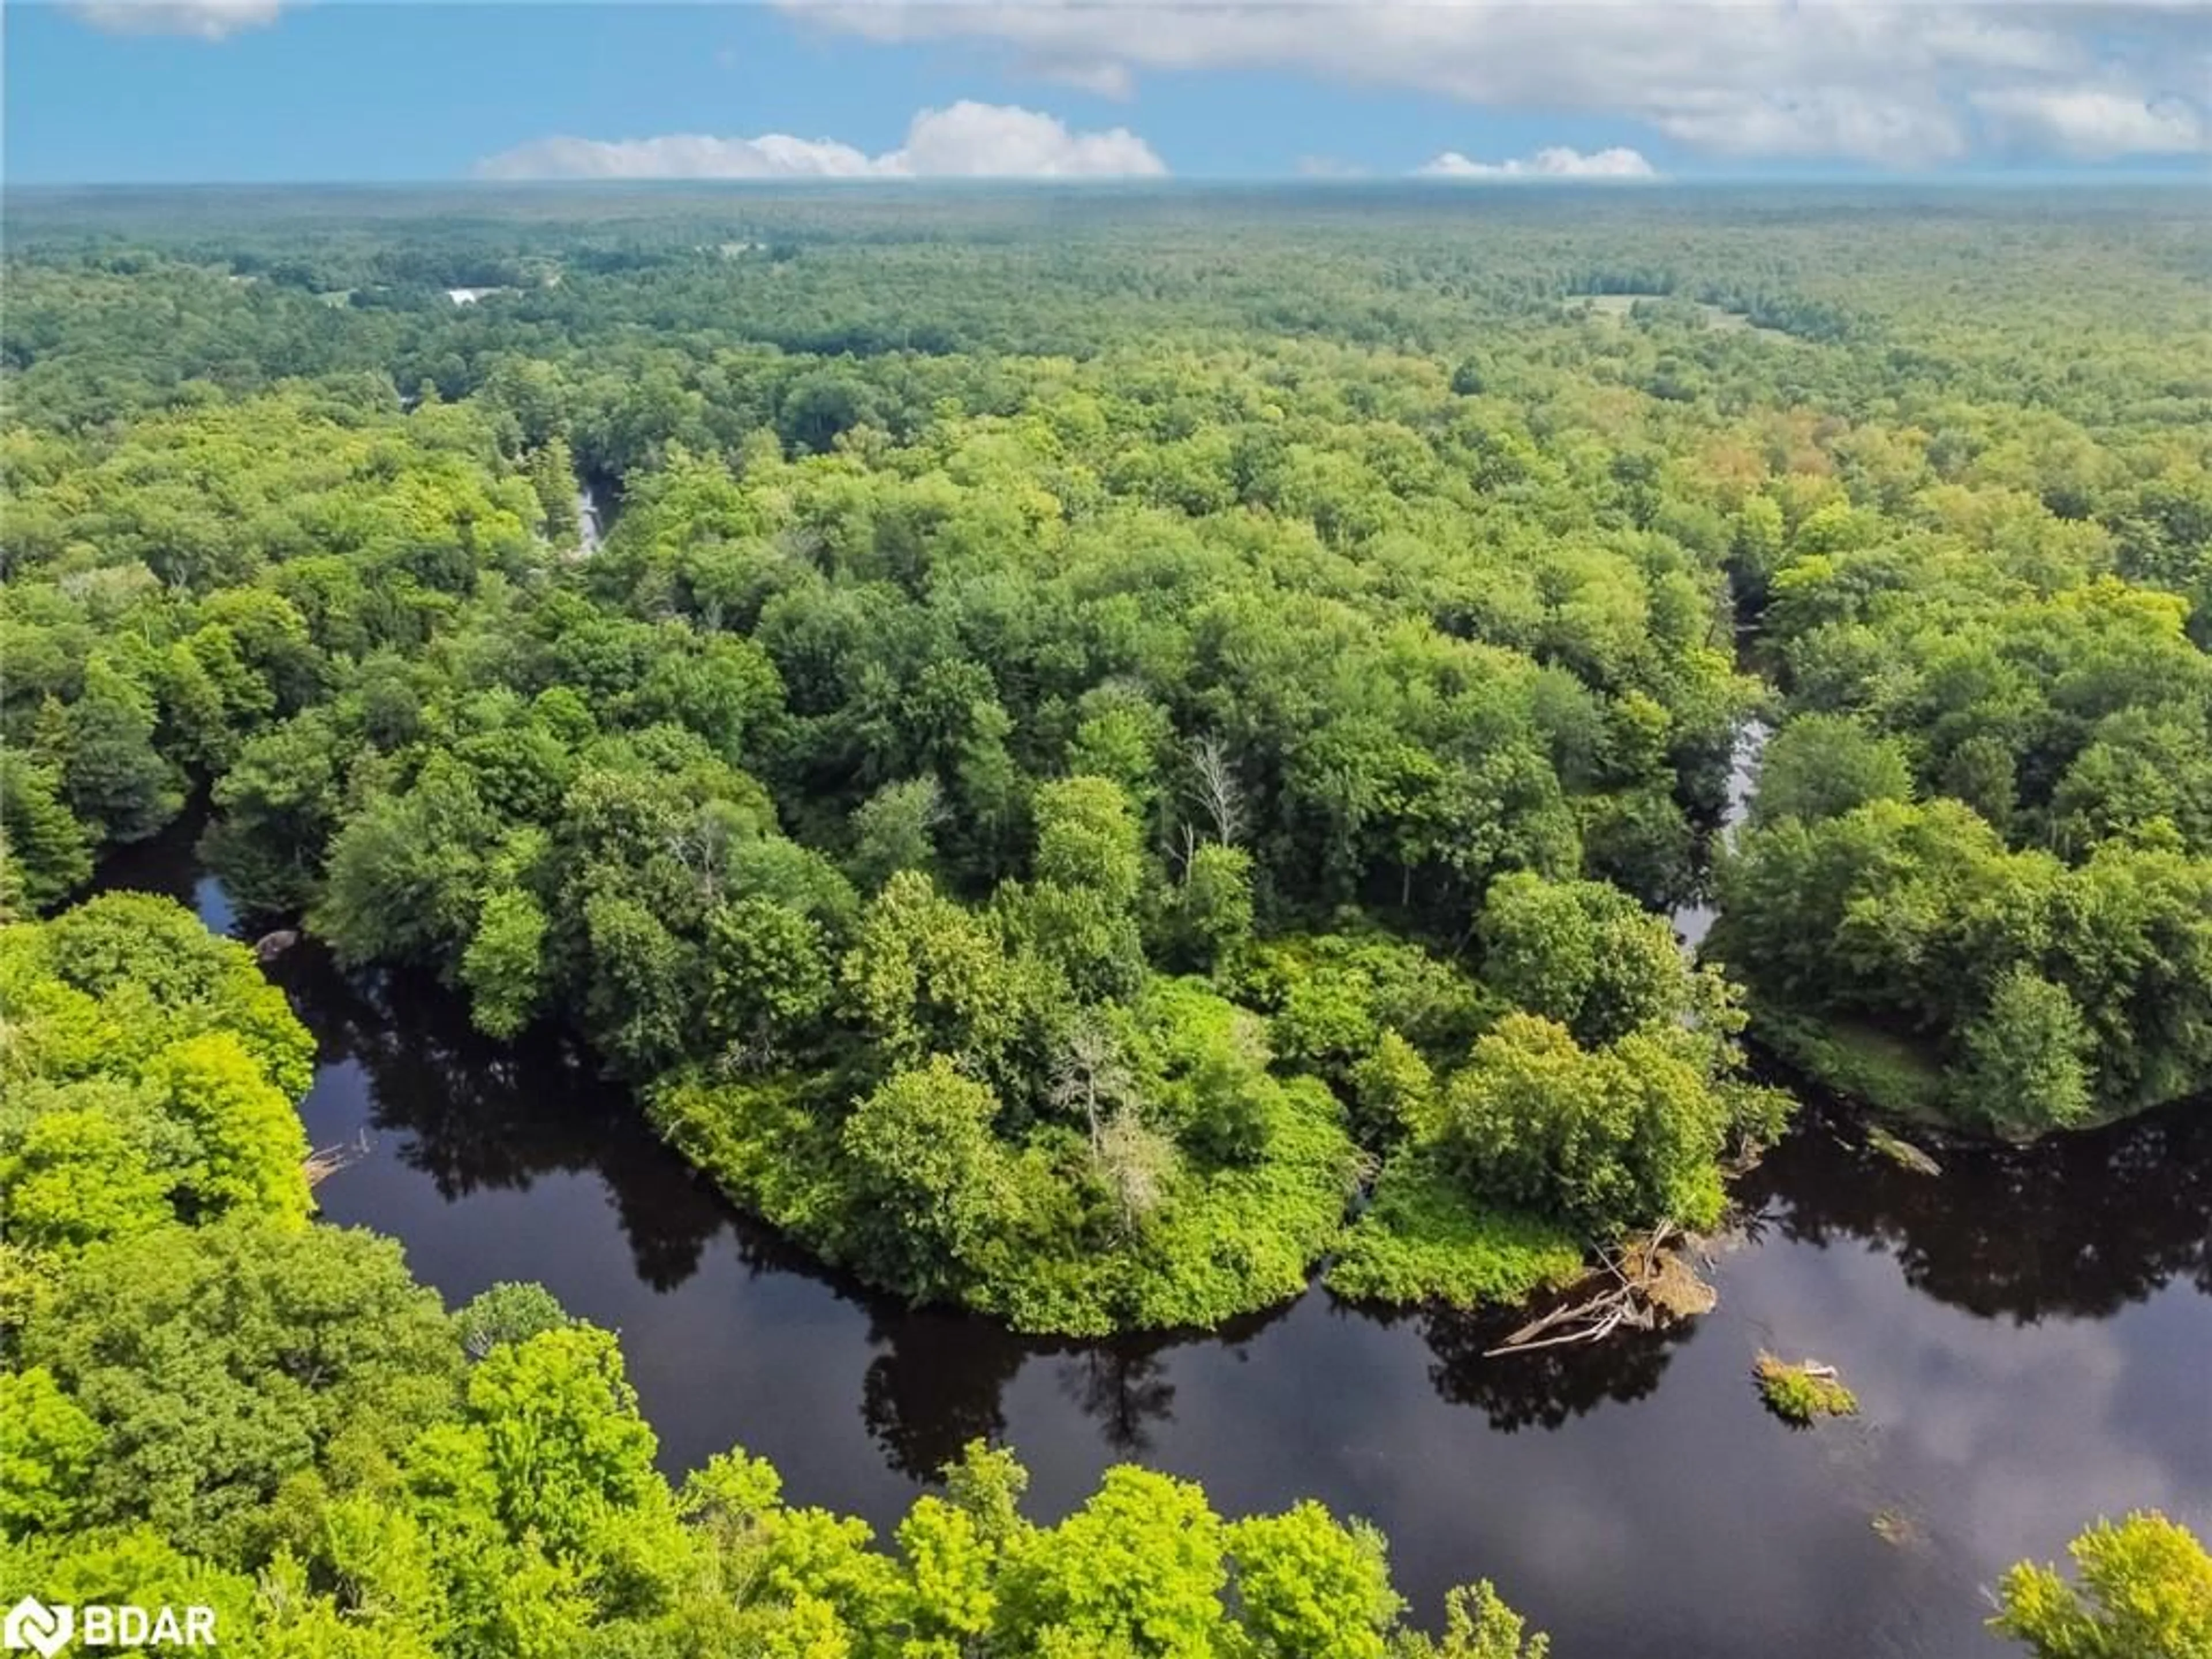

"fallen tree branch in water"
[1484,1222,1717,1357]
[304,1131,371,1188]
[1865,1124,1942,1177]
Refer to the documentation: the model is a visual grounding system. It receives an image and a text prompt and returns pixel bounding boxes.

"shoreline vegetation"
[4,887,2202,1656]
[0,896,1555,1657]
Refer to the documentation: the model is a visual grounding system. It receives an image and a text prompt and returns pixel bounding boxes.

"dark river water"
[92,817,2212,1659]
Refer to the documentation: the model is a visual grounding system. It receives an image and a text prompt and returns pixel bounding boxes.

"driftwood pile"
[1484,1222,1718,1357]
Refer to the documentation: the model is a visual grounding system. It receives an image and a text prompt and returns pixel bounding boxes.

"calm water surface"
[96,827,2212,1659]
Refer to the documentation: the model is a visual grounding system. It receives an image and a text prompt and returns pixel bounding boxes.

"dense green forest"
[5,191,2210,1332]
[2,185,2210,1652]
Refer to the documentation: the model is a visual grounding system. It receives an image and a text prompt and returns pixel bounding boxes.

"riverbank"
[87,825,2212,1658]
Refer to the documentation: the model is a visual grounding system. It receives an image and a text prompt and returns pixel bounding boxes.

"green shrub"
[1753,1353,1859,1425]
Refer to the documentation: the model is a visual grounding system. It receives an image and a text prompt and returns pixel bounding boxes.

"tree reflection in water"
[861,1312,1027,1480]
[861,1300,1302,1478]
[1331,1292,1695,1434]
[272,945,734,1292]
[1421,1303,1694,1432]
[1055,1344,1177,1456]
[1737,1094,2212,1322]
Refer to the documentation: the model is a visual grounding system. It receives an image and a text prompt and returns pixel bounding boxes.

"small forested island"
[3,184,2209,1656]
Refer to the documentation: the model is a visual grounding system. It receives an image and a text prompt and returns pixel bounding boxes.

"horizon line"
[9,172,2209,191]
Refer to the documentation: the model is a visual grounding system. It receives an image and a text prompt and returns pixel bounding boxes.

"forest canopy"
[2,180,2207,1659]
[3,185,2208,1332]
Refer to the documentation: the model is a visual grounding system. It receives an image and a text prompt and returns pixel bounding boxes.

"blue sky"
[9,2,2211,184]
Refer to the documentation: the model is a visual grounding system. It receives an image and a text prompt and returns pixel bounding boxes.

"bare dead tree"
[668,801,747,907]
[1173,820,1200,877]
[908,774,952,833]
[1053,1020,1184,1241]
[1048,1016,1137,1154]
[1185,736,1249,847]
[1094,1107,1177,1238]
[716,1035,782,1077]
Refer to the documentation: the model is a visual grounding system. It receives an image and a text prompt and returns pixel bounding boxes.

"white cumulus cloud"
[476,132,881,183]
[70,0,286,38]
[891,99,1165,175]
[779,0,2212,168]
[476,100,1166,181]
[1972,86,2209,157]
[1418,145,1658,179]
